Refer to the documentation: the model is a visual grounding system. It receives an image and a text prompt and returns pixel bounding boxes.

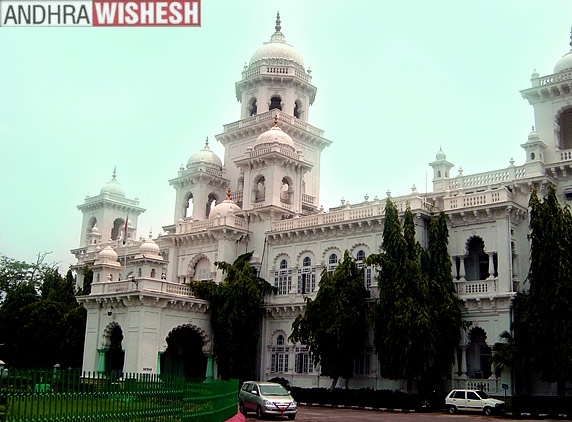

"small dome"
[187,138,222,169]
[254,116,295,150]
[100,168,125,197]
[139,237,161,256]
[91,225,100,233]
[209,189,241,219]
[249,13,304,68]
[528,126,540,141]
[98,245,118,261]
[436,148,446,160]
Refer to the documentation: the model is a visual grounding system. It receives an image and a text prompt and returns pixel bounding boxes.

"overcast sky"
[1,0,572,269]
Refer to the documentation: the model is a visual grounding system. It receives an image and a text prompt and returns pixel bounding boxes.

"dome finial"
[273,113,279,127]
[226,187,232,200]
[569,26,572,49]
[112,166,117,181]
[275,11,281,33]
[205,136,209,147]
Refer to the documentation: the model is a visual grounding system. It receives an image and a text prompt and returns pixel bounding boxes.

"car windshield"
[260,384,288,396]
[476,390,489,399]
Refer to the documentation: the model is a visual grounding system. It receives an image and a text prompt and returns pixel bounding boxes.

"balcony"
[90,277,192,297]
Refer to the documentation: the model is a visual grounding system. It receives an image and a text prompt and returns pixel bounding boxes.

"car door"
[243,383,256,411]
[450,390,467,410]
[466,390,483,412]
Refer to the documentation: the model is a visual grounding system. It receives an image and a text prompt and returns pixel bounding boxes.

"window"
[298,257,316,294]
[274,259,292,295]
[467,391,479,400]
[453,390,465,399]
[558,108,572,150]
[150,268,156,278]
[270,334,289,373]
[137,268,142,277]
[293,100,302,119]
[295,346,312,373]
[269,96,282,111]
[327,253,338,273]
[353,352,371,376]
[356,249,372,290]
[248,97,257,116]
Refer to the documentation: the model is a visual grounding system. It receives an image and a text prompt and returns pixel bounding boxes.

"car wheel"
[484,407,492,416]
[239,402,247,416]
[256,405,264,419]
[448,406,457,414]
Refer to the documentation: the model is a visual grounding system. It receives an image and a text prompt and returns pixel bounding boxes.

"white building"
[73,15,572,395]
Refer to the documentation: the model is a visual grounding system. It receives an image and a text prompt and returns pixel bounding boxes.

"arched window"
[280,176,293,204]
[254,176,265,202]
[270,333,289,373]
[206,193,217,219]
[465,237,489,281]
[293,100,302,119]
[274,259,291,295]
[355,249,372,289]
[111,218,126,241]
[298,257,316,294]
[137,268,142,277]
[150,268,156,278]
[327,253,338,273]
[248,97,257,116]
[558,108,572,150]
[269,96,282,111]
[184,193,193,218]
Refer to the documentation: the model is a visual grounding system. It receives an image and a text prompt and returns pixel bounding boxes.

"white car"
[445,389,505,416]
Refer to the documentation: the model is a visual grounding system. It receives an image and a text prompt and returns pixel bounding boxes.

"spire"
[205,136,209,148]
[112,166,117,181]
[226,187,232,200]
[273,113,279,127]
[269,11,286,43]
[569,26,572,49]
[275,11,281,33]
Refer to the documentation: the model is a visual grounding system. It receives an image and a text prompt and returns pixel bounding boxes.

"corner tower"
[76,168,146,247]
[216,13,331,213]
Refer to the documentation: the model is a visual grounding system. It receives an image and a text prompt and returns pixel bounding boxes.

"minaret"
[216,13,331,213]
[77,168,145,247]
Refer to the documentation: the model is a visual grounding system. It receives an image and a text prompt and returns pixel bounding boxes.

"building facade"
[73,16,572,395]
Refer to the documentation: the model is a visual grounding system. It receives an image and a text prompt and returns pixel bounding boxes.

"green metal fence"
[0,369,238,422]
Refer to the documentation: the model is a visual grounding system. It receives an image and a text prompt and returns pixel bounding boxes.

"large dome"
[187,138,222,169]
[555,51,572,73]
[254,116,295,150]
[139,236,161,257]
[98,245,118,262]
[554,30,572,73]
[249,13,304,68]
[100,168,125,197]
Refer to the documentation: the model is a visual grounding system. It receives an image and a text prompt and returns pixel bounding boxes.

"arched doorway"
[161,325,208,380]
[467,327,492,379]
[102,322,125,378]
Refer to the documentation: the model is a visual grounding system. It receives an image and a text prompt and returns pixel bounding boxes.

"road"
[244,406,542,421]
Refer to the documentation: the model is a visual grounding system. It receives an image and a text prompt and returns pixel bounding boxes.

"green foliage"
[523,186,572,394]
[424,212,463,386]
[0,255,86,368]
[368,202,463,390]
[189,252,274,382]
[289,251,368,388]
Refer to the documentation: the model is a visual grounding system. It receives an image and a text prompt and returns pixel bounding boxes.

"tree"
[0,257,86,368]
[190,252,274,381]
[523,186,572,396]
[423,212,463,391]
[368,200,433,389]
[289,250,368,391]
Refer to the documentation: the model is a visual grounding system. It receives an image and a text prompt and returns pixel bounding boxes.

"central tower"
[216,13,331,214]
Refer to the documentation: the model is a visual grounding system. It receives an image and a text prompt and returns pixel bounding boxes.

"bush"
[288,387,421,410]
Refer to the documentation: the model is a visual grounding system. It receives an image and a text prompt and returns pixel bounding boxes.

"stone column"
[487,252,495,279]
[97,348,107,374]
[460,346,468,379]
[459,257,466,281]
[489,361,497,380]
[205,355,214,380]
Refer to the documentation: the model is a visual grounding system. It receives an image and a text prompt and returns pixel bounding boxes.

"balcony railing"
[90,278,192,297]
[444,188,514,211]
[455,278,497,296]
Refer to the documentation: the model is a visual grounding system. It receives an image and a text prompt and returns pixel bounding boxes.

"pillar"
[460,346,468,379]
[487,252,495,280]
[459,257,466,281]
[97,348,107,374]
[205,355,214,380]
